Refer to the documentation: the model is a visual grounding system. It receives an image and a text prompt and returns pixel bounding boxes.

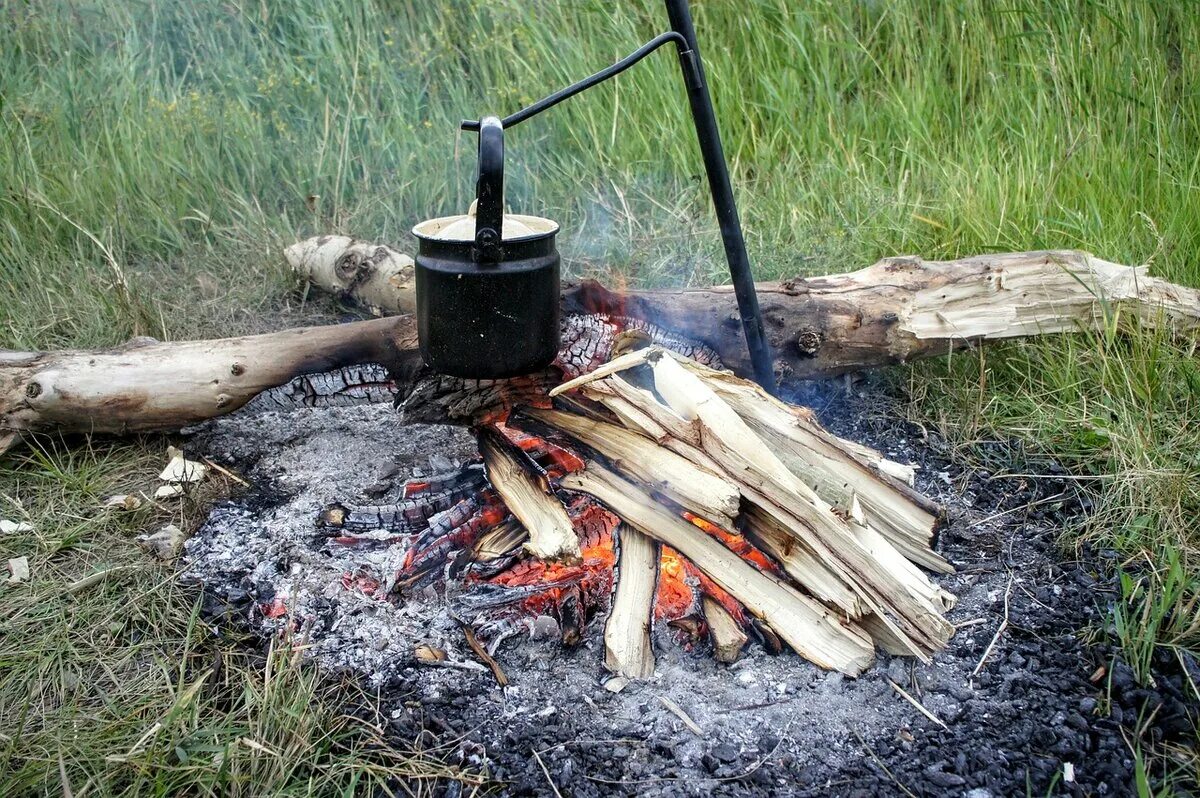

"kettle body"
[413,115,561,379]
[413,217,560,379]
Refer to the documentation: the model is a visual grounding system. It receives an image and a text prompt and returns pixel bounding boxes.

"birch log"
[286,235,416,315]
[0,317,418,453]
[288,237,1200,379]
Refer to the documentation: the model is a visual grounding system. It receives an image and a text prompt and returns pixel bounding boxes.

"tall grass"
[3,0,1198,342]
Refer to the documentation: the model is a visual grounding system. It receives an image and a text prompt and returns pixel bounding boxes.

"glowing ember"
[655,546,698,621]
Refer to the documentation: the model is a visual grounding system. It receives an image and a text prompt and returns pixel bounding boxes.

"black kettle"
[412,117,561,379]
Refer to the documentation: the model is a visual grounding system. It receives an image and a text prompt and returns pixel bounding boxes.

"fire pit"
[180,367,1133,794]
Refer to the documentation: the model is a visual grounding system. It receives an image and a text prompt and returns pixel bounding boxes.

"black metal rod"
[459,1,776,391]
[462,32,689,132]
[663,0,775,392]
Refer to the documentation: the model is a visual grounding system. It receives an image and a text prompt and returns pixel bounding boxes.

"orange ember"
[683,511,779,574]
[402,480,431,498]
[655,546,697,620]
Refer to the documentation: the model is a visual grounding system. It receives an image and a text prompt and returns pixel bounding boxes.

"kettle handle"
[473,116,504,263]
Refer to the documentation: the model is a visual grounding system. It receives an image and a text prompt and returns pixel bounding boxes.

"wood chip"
[67,565,137,594]
[203,457,250,486]
[159,446,208,483]
[103,494,143,511]
[414,644,447,663]
[136,524,185,559]
[460,622,509,687]
[7,556,30,583]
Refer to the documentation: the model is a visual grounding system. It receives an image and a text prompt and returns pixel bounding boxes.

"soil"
[181,374,1196,797]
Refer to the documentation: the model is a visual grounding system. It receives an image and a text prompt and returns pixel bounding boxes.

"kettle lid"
[413,200,558,243]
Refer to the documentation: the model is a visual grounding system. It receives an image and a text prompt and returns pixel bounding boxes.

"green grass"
[2,0,1199,792]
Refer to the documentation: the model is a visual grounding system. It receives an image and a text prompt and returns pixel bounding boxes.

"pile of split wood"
[497,345,956,678]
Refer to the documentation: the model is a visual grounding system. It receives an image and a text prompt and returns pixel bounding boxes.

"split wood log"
[561,461,877,676]
[678,362,950,574]
[702,595,748,664]
[604,525,659,679]
[553,346,956,662]
[522,407,741,529]
[477,427,581,563]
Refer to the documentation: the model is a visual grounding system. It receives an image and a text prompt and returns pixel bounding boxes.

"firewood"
[477,428,581,563]
[741,503,864,618]
[702,595,748,664]
[552,348,954,659]
[470,519,528,563]
[677,361,950,574]
[647,354,958,644]
[604,525,658,679]
[561,461,876,676]
[523,407,740,528]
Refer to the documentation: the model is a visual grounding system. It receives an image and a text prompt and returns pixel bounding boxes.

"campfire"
[311,339,956,681]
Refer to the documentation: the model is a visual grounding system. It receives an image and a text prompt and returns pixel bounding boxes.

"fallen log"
[0,317,419,453]
[285,235,416,316]
[291,237,1200,378]
[3,244,1196,453]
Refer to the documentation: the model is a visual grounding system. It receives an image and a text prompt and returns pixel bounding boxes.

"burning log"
[477,427,581,563]
[604,525,659,679]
